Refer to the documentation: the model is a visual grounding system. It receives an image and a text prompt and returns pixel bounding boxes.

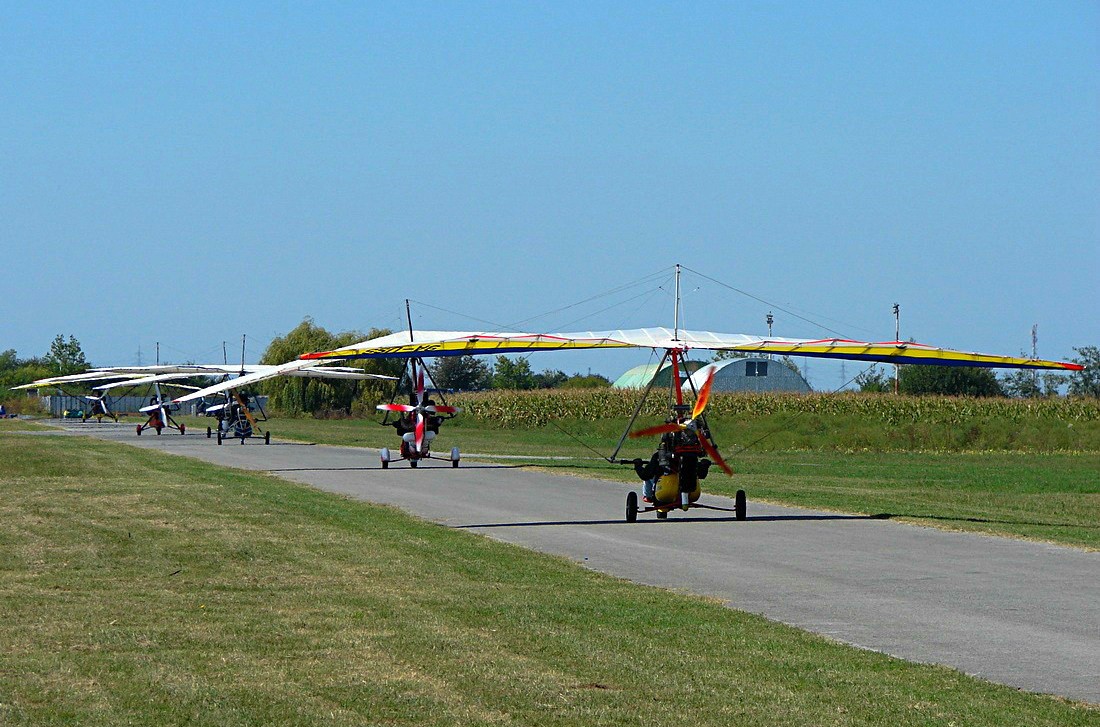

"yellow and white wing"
[301,327,1082,371]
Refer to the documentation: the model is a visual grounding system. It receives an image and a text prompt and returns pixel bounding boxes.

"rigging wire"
[552,282,668,332]
[681,265,855,339]
[547,419,617,461]
[406,299,510,330]
[411,265,672,336]
[720,362,877,459]
[508,266,671,330]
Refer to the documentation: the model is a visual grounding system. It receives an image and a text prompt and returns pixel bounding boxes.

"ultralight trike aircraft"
[299,266,1083,521]
[172,357,397,445]
[377,359,460,468]
[15,357,395,443]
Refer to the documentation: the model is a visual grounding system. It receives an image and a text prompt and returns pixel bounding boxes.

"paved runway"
[41,421,1100,703]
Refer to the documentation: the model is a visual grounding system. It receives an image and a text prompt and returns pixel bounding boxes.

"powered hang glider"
[13,368,200,432]
[15,361,395,442]
[300,317,1082,520]
[377,359,461,469]
[170,358,397,444]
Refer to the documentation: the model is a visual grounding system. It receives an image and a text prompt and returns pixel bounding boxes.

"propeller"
[376,367,460,453]
[628,367,733,476]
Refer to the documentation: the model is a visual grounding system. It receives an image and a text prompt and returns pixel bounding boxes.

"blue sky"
[2,2,1097,388]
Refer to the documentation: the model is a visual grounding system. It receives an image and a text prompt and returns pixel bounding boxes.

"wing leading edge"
[300,328,1082,372]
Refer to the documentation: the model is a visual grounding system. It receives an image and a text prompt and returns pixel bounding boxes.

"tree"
[855,365,892,393]
[533,369,568,389]
[899,365,1004,397]
[430,355,491,391]
[45,334,88,375]
[259,318,400,414]
[561,373,611,389]
[997,349,1067,398]
[492,356,536,390]
[1067,346,1100,398]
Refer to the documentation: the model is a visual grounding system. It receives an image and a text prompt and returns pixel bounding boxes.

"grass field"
[186,415,1100,550]
[1,431,1095,725]
[0,417,53,432]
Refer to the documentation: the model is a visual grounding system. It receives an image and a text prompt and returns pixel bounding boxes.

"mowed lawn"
[204,416,1100,550]
[1,431,1095,725]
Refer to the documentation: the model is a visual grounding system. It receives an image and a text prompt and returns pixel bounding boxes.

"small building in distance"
[683,357,812,394]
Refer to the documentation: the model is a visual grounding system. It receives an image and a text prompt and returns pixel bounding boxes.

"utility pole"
[1031,324,1038,359]
[893,303,900,394]
[766,311,774,338]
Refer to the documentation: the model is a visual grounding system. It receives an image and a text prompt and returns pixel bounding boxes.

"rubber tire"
[381,460,388,469]
[180,424,185,435]
[410,460,418,468]
[735,489,747,521]
[136,426,142,436]
[207,427,212,438]
[626,491,638,523]
[452,459,459,468]
[216,431,222,445]
[264,431,270,445]
[656,510,668,520]
[155,427,161,435]
[240,436,245,444]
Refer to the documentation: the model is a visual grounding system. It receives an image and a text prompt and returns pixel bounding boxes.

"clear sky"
[2,2,1097,388]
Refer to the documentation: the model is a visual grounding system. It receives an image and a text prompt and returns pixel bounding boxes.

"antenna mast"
[406,299,415,342]
[673,263,681,340]
[240,334,247,374]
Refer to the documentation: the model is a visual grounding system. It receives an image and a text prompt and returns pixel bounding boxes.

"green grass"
[0,417,54,432]
[195,415,1100,550]
[0,431,1094,725]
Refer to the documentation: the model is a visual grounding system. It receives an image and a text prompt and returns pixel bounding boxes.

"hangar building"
[683,358,812,394]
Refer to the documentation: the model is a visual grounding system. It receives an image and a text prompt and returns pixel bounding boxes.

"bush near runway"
[0,431,1095,726]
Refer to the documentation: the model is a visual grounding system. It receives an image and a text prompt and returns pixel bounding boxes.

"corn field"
[450,390,1100,429]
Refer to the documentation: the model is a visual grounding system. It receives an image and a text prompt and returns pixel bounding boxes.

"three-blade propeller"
[377,368,459,453]
[628,368,733,476]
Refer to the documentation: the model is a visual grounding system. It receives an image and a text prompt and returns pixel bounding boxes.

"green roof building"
[611,360,708,389]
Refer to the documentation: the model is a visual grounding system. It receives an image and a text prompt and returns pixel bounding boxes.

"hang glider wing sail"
[10,371,150,389]
[704,338,1083,370]
[93,372,225,391]
[171,360,397,404]
[14,362,397,398]
[300,327,1083,372]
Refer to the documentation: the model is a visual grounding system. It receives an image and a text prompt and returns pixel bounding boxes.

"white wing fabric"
[172,359,396,404]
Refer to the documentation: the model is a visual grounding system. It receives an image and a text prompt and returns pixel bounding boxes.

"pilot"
[388,413,416,436]
[634,452,661,503]
[425,399,443,434]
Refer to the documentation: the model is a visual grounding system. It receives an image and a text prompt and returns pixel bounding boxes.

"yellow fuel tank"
[654,473,700,505]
